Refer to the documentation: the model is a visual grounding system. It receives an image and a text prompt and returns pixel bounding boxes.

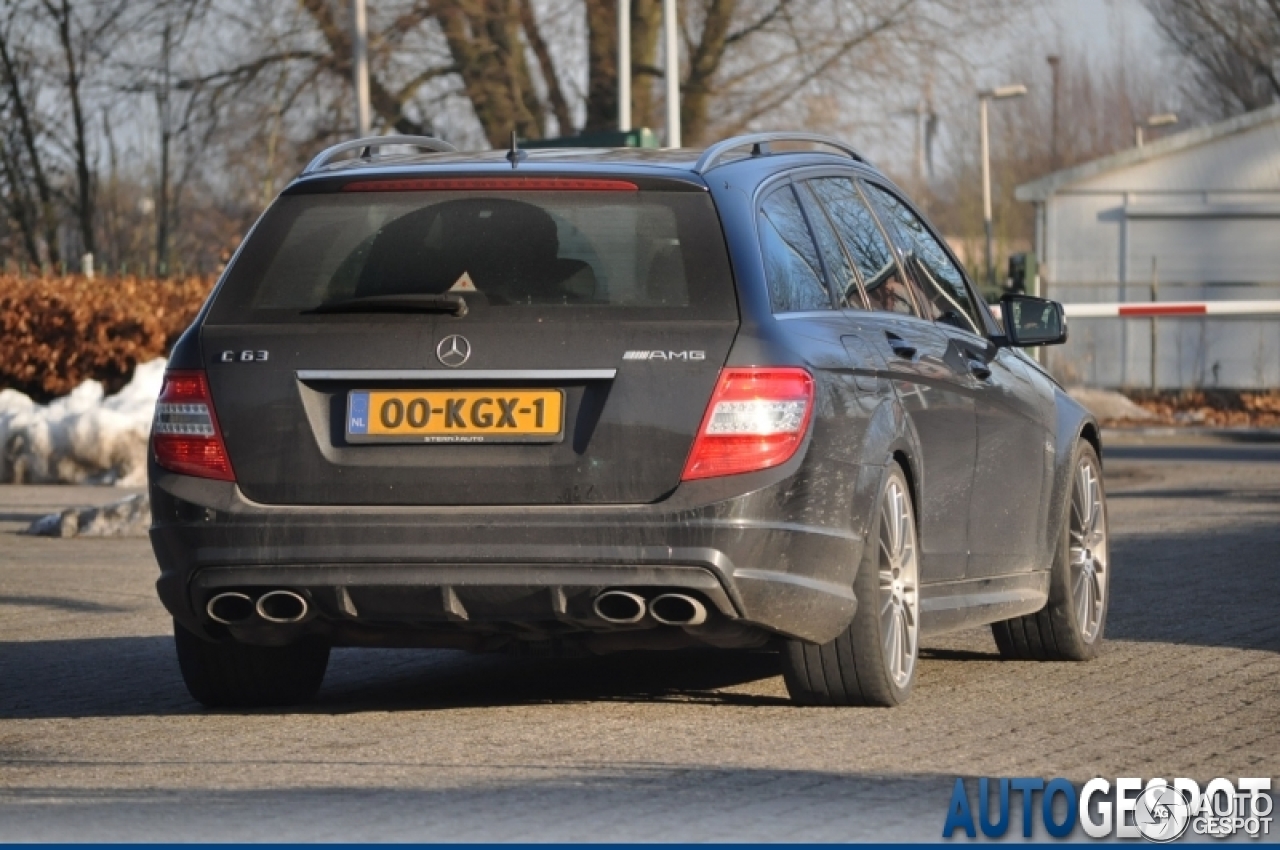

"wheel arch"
[1045,388,1103,565]
[1079,421,1102,468]
[891,448,921,519]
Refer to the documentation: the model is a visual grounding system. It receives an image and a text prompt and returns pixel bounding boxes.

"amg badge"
[623,350,706,361]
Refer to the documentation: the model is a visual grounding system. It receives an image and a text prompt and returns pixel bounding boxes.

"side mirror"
[999,294,1068,347]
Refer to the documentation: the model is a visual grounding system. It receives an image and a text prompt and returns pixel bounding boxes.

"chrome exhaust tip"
[206,592,255,625]
[592,590,647,624]
[649,593,708,627]
[255,590,310,624]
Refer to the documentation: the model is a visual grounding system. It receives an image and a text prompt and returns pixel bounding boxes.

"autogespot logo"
[1135,782,1192,843]
[942,776,1272,841]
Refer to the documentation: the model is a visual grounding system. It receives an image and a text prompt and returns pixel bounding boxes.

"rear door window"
[208,185,736,322]
[861,182,984,336]
[757,185,833,313]
[808,177,917,317]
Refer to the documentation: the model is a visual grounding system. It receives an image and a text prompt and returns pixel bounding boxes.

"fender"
[853,393,923,543]
[1044,388,1102,567]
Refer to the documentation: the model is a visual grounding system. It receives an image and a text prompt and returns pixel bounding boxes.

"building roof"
[1015,102,1280,202]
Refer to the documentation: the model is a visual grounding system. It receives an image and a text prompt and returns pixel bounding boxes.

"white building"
[1016,103,1280,389]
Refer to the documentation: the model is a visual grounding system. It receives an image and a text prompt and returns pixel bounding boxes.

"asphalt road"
[1,444,1277,842]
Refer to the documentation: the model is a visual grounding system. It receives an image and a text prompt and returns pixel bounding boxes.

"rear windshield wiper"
[307,293,468,317]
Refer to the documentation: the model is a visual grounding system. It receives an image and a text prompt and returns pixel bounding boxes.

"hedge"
[0,275,214,401]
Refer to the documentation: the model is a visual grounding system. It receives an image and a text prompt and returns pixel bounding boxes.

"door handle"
[884,332,917,360]
[889,341,918,359]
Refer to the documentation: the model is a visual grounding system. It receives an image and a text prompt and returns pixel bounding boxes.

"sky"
[1015,0,1167,79]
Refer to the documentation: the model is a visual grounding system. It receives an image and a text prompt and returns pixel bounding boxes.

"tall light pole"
[1135,112,1177,147]
[663,0,680,147]
[618,0,631,132]
[352,0,371,137]
[979,84,1026,287]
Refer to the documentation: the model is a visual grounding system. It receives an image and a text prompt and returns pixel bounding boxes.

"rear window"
[208,186,736,321]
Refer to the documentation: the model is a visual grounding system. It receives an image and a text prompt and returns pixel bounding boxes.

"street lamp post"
[663,0,680,147]
[1135,113,1177,147]
[352,0,371,137]
[618,0,631,132]
[978,84,1026,287]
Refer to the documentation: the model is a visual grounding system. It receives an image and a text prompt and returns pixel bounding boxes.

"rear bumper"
[150,459,884,645]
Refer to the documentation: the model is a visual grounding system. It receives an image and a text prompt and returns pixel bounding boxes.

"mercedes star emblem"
[436,334,471,368]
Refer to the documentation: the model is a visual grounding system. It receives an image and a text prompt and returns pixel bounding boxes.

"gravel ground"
[0,444,1276,842]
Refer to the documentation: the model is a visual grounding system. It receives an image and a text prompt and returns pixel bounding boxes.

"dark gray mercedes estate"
[149,132,1109,708]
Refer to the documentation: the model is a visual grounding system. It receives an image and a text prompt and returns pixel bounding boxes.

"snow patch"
[23,493,151,538]
[0,359,165,485]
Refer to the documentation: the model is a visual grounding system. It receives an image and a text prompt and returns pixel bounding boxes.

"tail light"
[681,368,814,481]
[151,370,235,482]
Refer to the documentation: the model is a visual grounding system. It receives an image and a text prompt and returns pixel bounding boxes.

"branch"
[726,2,915,131]
[519,0,573,135]
[396,63,460,104]
[173,50,327,91]
[724,0,787,46]
[298,0,427,133]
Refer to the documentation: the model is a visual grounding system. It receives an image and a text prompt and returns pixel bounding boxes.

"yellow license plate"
[346,389,564,443]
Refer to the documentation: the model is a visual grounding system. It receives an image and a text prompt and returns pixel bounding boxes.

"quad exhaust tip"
[649,593,708,627]
[593,590,647,624]
[256,590,310,624]
[206,592,255,625]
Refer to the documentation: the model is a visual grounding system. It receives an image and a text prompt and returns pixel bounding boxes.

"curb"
[1102,426,1280,445]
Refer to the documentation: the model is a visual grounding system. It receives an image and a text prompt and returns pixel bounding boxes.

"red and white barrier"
[1062,300,1280,318]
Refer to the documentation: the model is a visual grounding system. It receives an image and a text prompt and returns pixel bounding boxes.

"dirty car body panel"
[149,141,1097,667]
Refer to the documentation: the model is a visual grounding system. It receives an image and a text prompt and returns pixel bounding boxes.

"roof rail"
[693,132,867,174]
[302,135,457,175]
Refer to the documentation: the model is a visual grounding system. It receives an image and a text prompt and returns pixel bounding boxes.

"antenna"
[506,130,527,169]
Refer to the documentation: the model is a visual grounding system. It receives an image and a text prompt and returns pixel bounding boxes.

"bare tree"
[39,0,126,258]
[1146,0,1280,116]
[0,2,59,267]
[584,0,661,131]
[179,0,1016,151]
[114,0,229,274]
[0,0,1029,278]
[44,0,93,256]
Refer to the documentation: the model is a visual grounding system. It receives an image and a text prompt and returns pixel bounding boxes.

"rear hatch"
[201,173,739,505]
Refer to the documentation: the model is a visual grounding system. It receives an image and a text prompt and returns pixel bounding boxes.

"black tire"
[781,462,919,706]
[992,441,1109,661]
[174,621,330,708]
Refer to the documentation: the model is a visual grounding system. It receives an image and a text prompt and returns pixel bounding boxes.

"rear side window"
[758,185,832,313]
[808,177,917,317]
[208,187,736,321]
[862,182,984,335]
[797,183,865,309]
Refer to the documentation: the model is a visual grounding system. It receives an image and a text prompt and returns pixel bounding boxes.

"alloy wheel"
[1069,456,1108,642]
[878,478,919,689]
